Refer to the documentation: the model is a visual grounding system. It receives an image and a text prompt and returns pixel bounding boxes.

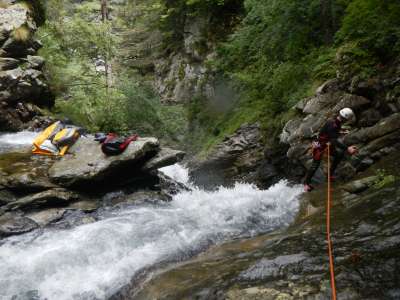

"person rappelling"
[303,108,359,192]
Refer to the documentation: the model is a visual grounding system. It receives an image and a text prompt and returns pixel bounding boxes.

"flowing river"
[0,132,303,300]
[0,131,39,154]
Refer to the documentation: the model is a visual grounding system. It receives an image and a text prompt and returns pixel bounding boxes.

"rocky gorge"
[0,0,399,299]
[190,72,400,190]
[132,152,400,300]
[0,134,185,238]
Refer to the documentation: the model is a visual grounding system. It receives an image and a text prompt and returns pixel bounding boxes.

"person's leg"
[304,159,321,185]
[330,146,345,176]
[304,145,324,185]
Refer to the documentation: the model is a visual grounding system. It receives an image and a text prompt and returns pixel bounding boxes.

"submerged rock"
[0,212,38,237]
[0,152,57,193]
[133,168,400,300]
[26,208,66,227]
[67,200,99,213]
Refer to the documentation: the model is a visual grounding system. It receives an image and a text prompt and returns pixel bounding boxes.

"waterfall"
[0,133,303,299]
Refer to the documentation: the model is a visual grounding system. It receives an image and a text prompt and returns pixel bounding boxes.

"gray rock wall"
[0,3,53,131]
[281,76,400,181]
[153,16,215,104]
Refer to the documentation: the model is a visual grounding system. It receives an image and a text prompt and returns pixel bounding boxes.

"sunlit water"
[0,133,303,300]
[0,131,38,153]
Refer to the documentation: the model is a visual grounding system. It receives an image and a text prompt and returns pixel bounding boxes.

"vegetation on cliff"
[166,0,400,152]
[35,0,400,152]
[36,0,184,142]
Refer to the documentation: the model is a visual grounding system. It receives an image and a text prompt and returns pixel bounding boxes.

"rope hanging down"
[326,144,337,299]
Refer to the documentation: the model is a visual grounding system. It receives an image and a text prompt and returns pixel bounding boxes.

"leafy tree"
[37,0,186,140]
[337,0,400,62]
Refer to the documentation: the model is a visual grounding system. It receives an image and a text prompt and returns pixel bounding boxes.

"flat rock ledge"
[0,136,186,238]
[48,137,184,188]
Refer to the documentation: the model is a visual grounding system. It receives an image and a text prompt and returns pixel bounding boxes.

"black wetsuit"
[304,118,347,185]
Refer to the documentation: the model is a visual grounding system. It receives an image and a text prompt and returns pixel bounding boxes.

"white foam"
[0,180,302,299]
[159,163,190,185]
[0,131,38,145]
[0,131,38,153]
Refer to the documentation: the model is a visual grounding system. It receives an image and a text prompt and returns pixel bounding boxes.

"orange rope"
[326,144,337,299]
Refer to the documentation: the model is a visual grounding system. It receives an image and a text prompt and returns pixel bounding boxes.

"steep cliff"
[0,1,52,131]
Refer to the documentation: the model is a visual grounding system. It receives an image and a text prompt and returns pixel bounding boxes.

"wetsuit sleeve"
[331,138,347,150]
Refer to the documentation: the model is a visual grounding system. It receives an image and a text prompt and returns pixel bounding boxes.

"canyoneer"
[304,108,359,192]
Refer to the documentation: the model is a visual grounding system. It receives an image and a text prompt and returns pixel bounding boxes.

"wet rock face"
[0,3,53,131]
[189,123,266,188]
[4,188,79,211]
[154,16,215,104]
[280,77,400,181]
[133,163,400,300]
[0,212,38,238]
[189,123,302,189]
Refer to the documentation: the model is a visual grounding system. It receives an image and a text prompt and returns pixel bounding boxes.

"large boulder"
[0,133,186,238]
[49,137,160,187]
[344,113,400,145]
[0,67,52,105]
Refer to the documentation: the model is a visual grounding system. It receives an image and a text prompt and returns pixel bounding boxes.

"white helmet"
[339,108,355,120]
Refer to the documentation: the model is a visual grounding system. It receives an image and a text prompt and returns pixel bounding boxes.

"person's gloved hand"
[347,145,358,155]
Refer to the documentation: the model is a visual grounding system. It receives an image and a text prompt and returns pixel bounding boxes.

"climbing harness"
[326,144,337,300]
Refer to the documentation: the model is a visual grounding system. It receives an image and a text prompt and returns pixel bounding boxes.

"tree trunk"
[101,0,109,21]
[100,0,112,91]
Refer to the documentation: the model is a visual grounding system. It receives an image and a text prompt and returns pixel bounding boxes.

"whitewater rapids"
[0,133,303,300]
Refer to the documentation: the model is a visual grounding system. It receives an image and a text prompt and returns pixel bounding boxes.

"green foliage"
[337,0,400,62]
[157,0,243,50]
[335,41,378,79]
[37,0,187,141]
[37,0,400,154]
[373,169,396,189]
[215,0,350,115]
[185,0,400,154]
[182,1,337,152]
[54,77,171,135]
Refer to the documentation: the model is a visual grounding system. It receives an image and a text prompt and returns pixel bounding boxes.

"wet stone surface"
[131,155,400,300]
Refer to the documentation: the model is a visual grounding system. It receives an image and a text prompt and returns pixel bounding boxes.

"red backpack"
[99,133,139,156]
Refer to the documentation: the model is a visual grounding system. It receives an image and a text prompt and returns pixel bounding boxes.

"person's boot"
[304,184,314,192]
